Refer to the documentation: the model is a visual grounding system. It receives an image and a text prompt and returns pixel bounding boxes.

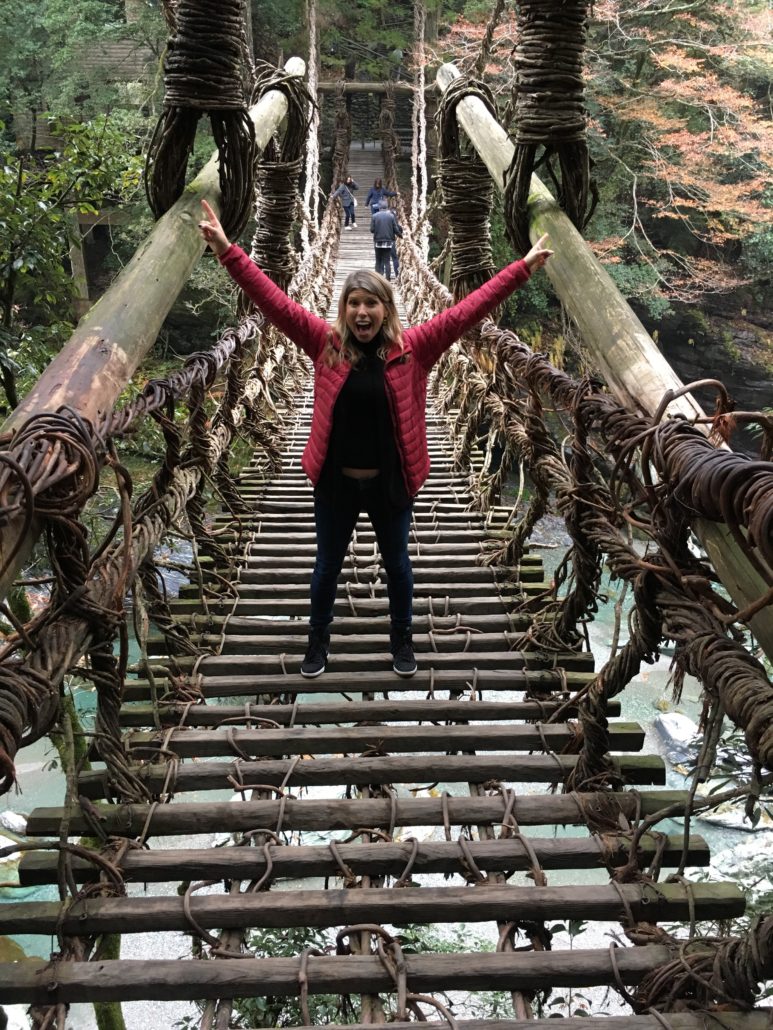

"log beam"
[317,80,425,95]
[117,697,621,727]
[0,57,307,603]
[77,749,659,799]
[435,62,773,662]
[0,882,743,936]
[25,790,691,838]
[121,667,595,701]
[19,834,709,886]
[119,722,648,758]
[0,946,675,1004]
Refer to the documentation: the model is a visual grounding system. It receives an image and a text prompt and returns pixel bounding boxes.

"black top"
[316,338,410,509]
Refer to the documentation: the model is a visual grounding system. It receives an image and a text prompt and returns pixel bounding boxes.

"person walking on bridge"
[371,199,402,281]
[366,177,397,215]
[199,199,552,679]
[331,175,359,229]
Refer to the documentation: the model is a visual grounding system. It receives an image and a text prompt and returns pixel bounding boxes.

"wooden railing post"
[436,62,773,661]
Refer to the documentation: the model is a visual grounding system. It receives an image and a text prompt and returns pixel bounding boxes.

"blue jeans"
[344,204,356,226]
[391,243,399,277]
[310,477,413,630]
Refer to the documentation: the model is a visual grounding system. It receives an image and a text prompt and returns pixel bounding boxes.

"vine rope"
[145,0,256,240]
[504,0,596,254]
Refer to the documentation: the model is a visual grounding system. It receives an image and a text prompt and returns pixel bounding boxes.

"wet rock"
[0,810,27,835]
[654,712,699,764]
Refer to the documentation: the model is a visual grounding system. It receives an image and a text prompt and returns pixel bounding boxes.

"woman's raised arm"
[198,200,330,360]
[407,236,553,370]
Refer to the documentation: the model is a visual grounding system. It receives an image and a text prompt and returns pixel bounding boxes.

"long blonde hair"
[325,270,404,367]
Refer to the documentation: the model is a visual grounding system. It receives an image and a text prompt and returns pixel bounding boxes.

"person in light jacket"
[331,176,359,229]
[198,199,552,679]
[370,199,403,281]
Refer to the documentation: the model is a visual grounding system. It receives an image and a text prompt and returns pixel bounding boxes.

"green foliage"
[487,205,553,331]
[317,0,414,80]
[740,225,773,284]
[0,0,126,118]
[605,260,674,321]
[173,922,512,1029]
[0,115,143,405]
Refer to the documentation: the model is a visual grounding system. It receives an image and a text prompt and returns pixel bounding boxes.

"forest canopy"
[0,0,771,412]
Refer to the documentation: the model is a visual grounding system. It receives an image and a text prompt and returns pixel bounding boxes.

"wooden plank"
[238,1019,773,1030]
[0,882,743,937]
[121,667,595,701]
[239,543,541,559]
[211,528,521,544]
[162,595,550,618]
[117,697,621,728]
[0,946,676,1003]
[25,790,691,838]
[19,833,710,886]
[146,628,550,656]
[136,649,596,676]
[78,750,656,799]
[236,543,534,562]
[227,566,544,584]
[162,612,537,635]
[178,581,552,601]
[120,722,648,759]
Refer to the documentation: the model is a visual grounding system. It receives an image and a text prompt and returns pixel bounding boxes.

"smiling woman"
[345,288,386,343]
[197,199,552,680]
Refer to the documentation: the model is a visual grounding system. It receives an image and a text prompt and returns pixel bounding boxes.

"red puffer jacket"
[220,245,531,497]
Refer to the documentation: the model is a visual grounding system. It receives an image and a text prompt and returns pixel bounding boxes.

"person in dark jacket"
[366,177,397,214]
[198,199,552,679]
[331,176,359,229]
[370,199,403,281]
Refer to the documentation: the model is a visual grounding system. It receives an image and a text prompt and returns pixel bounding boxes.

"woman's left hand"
[523,234,553,271]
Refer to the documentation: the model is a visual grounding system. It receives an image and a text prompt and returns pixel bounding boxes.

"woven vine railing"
[382,80,773,810]
[378,91,773,1014]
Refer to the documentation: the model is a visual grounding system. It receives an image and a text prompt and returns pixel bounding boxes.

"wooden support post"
[435,62,773,662]
[0,57,307,604]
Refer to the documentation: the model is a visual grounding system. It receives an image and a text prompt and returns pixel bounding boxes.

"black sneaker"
[301,628,330,678]
[390,626,417,677]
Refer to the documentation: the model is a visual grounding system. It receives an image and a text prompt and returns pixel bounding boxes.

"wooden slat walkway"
[0,148,747,1026]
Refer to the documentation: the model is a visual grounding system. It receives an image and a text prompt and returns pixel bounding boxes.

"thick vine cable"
[504,0,596,254]
[410,0,429,257]
[144,0,256,240]
[300,0,321,257]
[436,75,496,298]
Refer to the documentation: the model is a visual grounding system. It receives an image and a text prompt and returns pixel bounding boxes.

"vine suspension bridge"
[0,17,772,1030]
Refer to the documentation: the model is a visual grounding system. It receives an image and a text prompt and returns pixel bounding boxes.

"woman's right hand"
[198,199,231,257]
[523,234,553,271]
